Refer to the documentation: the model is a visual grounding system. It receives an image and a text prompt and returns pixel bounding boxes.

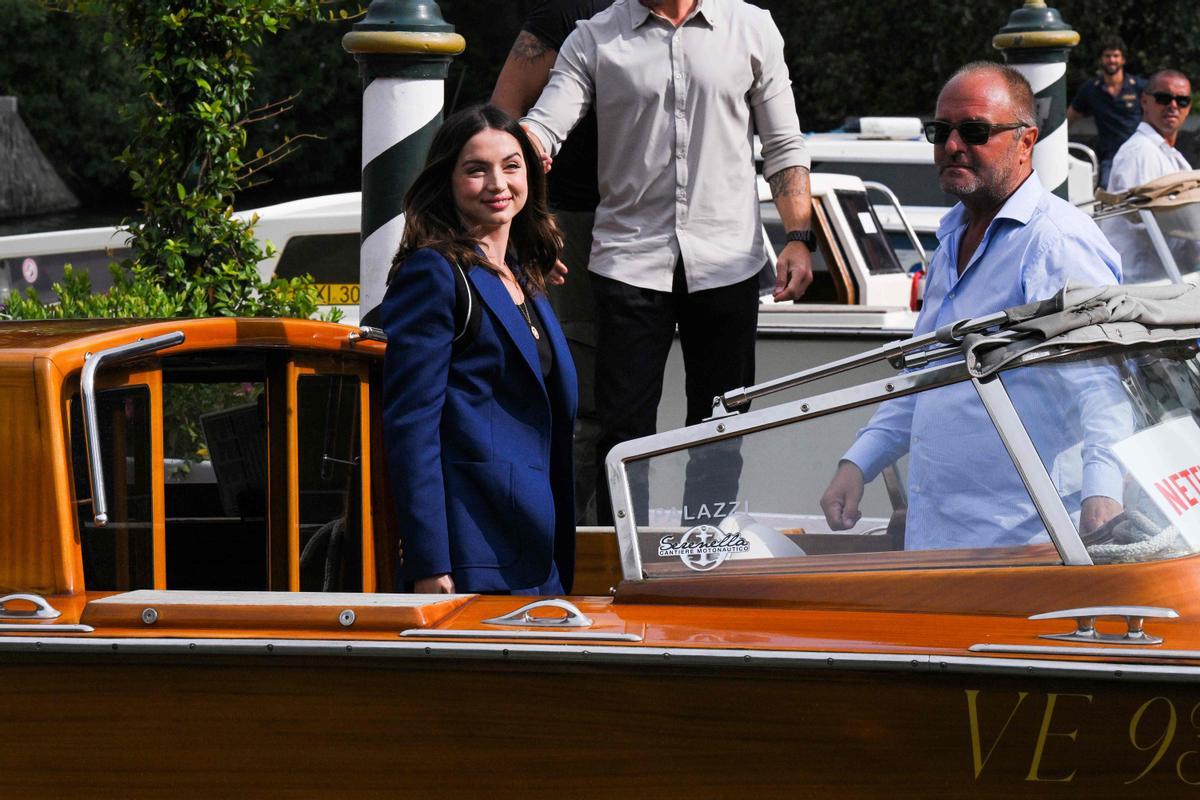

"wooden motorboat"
[4,285,1200,797]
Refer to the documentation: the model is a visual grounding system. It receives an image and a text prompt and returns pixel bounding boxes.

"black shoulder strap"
[451,259,482,354]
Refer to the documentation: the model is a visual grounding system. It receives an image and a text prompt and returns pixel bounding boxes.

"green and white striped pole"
[343,1,465,320]
[993,0,1079,200]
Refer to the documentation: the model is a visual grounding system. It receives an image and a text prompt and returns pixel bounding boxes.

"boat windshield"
[617,371,1066,581]
[1000,344,1200,566]
[612,335,1200,580]
[1095,172,1200,284]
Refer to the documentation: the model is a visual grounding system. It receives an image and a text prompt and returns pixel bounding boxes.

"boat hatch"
[81,590,472,632]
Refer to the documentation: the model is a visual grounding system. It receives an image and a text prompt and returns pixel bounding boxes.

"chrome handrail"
[715,309,1007,414]
[1068,142,1099,190]
[863,180,929,269]
[349,325,387,344]
[81,331,184,527]
[482,599,594,628]
[0,593,61,620]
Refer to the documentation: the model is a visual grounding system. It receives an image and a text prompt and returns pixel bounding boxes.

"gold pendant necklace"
[517,301,540,340]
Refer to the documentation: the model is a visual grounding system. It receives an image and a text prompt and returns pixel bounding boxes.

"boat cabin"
[0,318,392,599]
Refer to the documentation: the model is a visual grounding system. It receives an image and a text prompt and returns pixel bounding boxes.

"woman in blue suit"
[381,105,577,595]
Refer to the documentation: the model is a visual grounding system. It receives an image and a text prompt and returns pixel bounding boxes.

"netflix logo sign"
[1155,466,1200,517]
[1113,416,1200,549]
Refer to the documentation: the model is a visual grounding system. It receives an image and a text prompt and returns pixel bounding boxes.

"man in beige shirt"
[521,0,813,524]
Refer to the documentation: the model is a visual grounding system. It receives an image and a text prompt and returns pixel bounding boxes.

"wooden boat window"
[69,386,155,591]
[620,381,1065,579]
[161,372,269,590]
[296,374,363,592]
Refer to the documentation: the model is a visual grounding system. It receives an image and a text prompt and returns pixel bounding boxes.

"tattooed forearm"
[511,30,551,63]
[768,165,810,199]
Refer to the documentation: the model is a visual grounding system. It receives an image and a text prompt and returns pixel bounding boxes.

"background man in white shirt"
[1102,70,1195,283]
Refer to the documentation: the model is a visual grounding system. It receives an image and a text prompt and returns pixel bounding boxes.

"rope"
[1086,510,1188,563]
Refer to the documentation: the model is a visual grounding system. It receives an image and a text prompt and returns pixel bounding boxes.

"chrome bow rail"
[81,331,184,527]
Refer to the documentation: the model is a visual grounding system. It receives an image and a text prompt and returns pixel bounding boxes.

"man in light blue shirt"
[819,62,1125,550]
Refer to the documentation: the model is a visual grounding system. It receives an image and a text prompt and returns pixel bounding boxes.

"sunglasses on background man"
[1150,92,1192,108]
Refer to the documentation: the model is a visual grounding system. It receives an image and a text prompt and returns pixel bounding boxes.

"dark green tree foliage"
[5,0,355,320]
[240,14,362,205]
[0,1,137,204]
[755,0,1200,130]
[5,0,1200,206]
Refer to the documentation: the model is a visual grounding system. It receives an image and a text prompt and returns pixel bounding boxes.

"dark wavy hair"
[388,104,560,294]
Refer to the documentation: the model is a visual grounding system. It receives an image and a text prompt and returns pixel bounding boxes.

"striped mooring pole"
[343,1,465,320]
[993,0,1079,200]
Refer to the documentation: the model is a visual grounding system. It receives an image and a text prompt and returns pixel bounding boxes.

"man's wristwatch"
[785,229,817,252]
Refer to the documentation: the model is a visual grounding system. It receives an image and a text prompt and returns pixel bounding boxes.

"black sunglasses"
[923,120,1028,145]
[1150,92,1192,108]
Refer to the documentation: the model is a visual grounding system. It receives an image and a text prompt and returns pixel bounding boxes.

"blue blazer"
[381,247,578,593]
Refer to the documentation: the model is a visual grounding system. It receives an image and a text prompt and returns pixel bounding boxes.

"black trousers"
[592,259,758,526]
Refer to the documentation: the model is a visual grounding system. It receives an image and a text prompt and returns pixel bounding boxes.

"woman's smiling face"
[452,127,528,233]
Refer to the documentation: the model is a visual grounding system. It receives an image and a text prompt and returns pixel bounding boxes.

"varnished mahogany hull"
[2,651,1197,798]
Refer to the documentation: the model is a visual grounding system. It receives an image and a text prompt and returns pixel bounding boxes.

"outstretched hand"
[773,241,814,302]
[520,124,553,174]
[1080,495,1123,535]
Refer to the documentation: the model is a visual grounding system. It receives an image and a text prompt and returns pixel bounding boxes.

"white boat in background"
[1,116,1104,330]
[0,192,363,320]
[0,176,924,327]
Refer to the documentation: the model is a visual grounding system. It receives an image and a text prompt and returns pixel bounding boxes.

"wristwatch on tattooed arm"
[785,229,817,252]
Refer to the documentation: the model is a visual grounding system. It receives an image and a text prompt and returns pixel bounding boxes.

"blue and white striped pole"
[993,0,1079,200]
[343,1,465,320]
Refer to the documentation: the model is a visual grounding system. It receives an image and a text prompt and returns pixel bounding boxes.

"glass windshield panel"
[1001,345,1200,565]
[70,387,154,591]
[834,190,905,275]
[273,233,360,283]
[296,374,363,592]
[163,379,268,590]
[623,380,1059,580]
[1099,205,1200,284]
[811,160,953,207]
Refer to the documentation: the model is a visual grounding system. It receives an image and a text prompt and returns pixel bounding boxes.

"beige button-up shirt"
[521,0,809,292]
